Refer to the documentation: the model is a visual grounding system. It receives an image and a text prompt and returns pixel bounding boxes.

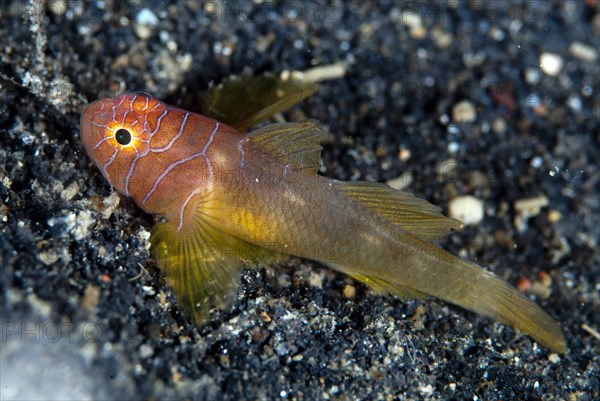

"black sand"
[1,1,598,400]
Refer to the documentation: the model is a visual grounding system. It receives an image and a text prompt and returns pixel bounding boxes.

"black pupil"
[115,129,131,145]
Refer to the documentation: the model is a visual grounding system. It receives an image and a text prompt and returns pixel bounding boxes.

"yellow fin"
[248,120,323,176]
[203,75,318,132]
[464,268,567,353]
[335,181,463,240]
[349,272,427,300]
[150,216,284,322]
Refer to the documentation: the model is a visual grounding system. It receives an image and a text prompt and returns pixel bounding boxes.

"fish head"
[80,92,163,196]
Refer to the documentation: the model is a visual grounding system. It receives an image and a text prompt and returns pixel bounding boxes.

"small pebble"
[134,8,159,40]
[99,192,120,219]
[524,68,542,85]
[47,0,66,16]
[136,8,159,25]
[567,96,582,112]
[452,100,477,123]
[61,181,80,201]
[139,344,154,359]
[540,53,563,76]
[401,11,427,39]
[80,285,100,312]
[514,195,549,216]
[410,304,426,330]
[492,117,507,134]
[309,271,323,289]
[398,147,412,162]
[513,195,549,232]
[410,25,427,39]
[260,311,272,323]
[432,27,453,48]
[343,284,356,299]
[386,172,413,191]
[448,195,484,225]
[219,354,230,368]
[38,244,59,265]
[517,278,531,293]
[447,141,460,154]
[489,27,505,41]
[568,42,598,62]
[418,384,434,396]
[529,281,552,300]
[547,209,562,223]
[538,271,553,287]
[530,156,544,169]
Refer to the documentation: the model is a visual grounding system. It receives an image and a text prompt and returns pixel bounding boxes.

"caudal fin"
[398,239,564,353]
[330,179,566,352]
[337,244,566,353]
[453,260,566,353]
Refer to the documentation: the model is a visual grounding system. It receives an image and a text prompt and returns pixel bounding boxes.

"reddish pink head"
[80,93,157,196]
[81,92,232,221]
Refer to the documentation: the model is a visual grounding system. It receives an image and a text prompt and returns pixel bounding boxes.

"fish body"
[81,89,566,353]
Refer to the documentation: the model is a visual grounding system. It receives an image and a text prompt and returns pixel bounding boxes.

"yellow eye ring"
[106,124,144,152]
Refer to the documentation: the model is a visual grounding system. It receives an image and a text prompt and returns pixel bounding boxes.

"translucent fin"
[248,120,323,177]
[150,215,284,322]
[385,228,566,352]
[203,75,318,132]
[414,247,568,353]
[335,181,463,240]
[349,272,427,300]
[456,264,567,353]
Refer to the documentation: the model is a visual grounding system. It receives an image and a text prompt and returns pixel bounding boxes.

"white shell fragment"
[452,101,477,124]
[540,53,563,76]
[448,195,484,225]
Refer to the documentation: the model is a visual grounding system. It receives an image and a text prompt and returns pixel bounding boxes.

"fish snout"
[81,100,111,152]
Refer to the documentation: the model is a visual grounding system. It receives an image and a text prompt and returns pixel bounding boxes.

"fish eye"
[115,128,132,146]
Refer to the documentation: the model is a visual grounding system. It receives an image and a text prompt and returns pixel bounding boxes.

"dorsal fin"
[334,181,463,240]
[247,120,323,177]
[203,75,318,132]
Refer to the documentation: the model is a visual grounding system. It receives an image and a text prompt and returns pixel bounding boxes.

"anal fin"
[328,263,427,300]
[351,274,428,300]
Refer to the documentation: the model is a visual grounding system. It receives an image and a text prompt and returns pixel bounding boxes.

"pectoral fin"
[203,75,318,132]
[150,214,284,322]
[335,181,463,240]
